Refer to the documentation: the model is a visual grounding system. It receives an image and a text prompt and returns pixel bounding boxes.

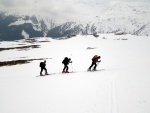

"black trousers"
[63,64,68,71]
[40,67,47,74]
[89,62,97,70]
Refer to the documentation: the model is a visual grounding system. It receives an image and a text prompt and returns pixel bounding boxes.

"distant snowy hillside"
[0,1,150,40]
[50,2,150,37]
[89,2,150,36]
[0,12,56,40]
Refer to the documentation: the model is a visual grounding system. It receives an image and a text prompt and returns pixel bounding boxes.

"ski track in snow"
[36,69,119,113]
[109,72,119,113]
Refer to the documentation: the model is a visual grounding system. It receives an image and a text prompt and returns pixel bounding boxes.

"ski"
[36,73,55,77]
[87,69,105,72]
[36,72,76,77]
[61,71,76,74]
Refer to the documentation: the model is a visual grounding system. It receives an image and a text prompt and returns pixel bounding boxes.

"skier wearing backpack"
[62,57,72,73]
[88,55,101,71]
[40,60,48,76]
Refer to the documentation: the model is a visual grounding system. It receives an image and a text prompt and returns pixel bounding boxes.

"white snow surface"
[0,34,150,113]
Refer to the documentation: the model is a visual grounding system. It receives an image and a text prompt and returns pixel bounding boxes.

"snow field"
[0,34,150,113]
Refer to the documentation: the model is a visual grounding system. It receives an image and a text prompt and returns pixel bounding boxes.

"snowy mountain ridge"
[0,11,57,40]
[0,1,150,40]
[47,1,150,37]
[88,2,150,36]
[8,15,56,33]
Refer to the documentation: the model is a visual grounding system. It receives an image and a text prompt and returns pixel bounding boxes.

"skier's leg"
[66,65,69,73]
[88,62,94,71]
[62,65,67,73]
[93,63,97,71]
[44,68,48,75]
[40,68,44,75]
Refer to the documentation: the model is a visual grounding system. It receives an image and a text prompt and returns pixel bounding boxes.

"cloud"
[24,0,108,22]
[0,0,149,23]
[0,0,122,23]
[0,0,33,7]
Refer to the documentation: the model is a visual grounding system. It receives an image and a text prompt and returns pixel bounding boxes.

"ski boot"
[65,71,69,73]
[92,68,97,71]
[62,70,66,73]
[40,73,44,76]
[87,68,91,71]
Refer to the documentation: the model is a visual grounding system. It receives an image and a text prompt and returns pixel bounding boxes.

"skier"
[62,57,72,73]
[39,60,48,76]
[88,55,101,71]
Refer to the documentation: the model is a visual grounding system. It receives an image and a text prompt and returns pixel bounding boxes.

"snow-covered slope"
[0,34,150,113]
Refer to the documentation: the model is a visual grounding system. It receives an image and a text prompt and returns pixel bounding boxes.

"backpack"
[92,55,98,60]
[62,57,69,64]
[39,62,44,67]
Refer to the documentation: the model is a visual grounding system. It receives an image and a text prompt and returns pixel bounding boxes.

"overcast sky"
[0,0,149,23]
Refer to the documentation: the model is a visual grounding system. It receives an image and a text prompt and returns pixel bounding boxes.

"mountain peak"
[0,1,150,41]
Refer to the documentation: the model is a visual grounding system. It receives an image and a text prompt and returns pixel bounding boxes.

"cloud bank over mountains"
[0,0,149,23]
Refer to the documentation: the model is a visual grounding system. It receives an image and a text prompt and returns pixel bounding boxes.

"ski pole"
[97,60,101,68]
[71,62,73,72]
[70,54,73,72]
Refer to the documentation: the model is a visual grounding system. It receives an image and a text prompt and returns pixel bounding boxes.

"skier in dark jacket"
[88,55,101,71]
[62,57,72,73]
[40,60,48,76]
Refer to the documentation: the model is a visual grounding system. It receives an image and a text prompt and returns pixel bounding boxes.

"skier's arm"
[96,59,101,62]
